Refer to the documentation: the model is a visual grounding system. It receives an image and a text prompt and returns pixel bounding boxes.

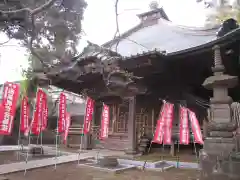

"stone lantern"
[200,45,240,180]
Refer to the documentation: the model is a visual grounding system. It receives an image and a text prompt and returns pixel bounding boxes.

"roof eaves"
[122,49,167,61]
[166,27,240,58]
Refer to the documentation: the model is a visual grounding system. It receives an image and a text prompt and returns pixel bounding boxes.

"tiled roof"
[104,19,219,57]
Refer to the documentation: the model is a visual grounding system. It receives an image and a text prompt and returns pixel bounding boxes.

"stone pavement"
[0,148,124,175]
[0,146,27,152]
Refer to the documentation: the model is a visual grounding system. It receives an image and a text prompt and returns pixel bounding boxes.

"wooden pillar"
[125,96,137,154]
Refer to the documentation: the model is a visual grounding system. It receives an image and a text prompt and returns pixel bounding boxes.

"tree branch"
[109,0,120,52]
[0,0,58,68]
[29,16,48,68]
[0,0,57,15]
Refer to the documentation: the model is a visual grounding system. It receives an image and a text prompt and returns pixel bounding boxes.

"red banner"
[0,104,3,119]
[42,92,48,131]
[100,104,110,140]
[20,96,29,133]
[83,97,94,134]
[152,102,168,144]
[188,109,204,144]
[179,106,190,145]
[63,112,71,144]
[163,103,174,144]
[31,89,45,135]
[0,82,20,135]
[58,92,66,133]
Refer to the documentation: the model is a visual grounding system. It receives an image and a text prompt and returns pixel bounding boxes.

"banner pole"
[24,130,31,176]
[24,93,37,176]
[55,97,59,170]
[177,105,181,168]
[78,127,84,165]
[40,94,44,154]
[192,132,199,165]
[188,111,200,167]
[55,131,58,169]
[78,99,88,165]
[40,119,43,154]
[161,132,165,160]
[142,102,165,171]
[96,103,104,162]
[176,139,180,168]
[55,92,63,170]
[161,104,166,161]
[17,99,23,160]
[142,141,153,170]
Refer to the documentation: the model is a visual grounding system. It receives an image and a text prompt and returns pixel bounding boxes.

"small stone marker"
[29,146,44,157]
[97,156,119,167]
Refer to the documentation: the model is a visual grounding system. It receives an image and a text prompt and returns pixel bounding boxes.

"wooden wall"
[92,96,206,144]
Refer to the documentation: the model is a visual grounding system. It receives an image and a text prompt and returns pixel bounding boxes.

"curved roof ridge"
[102,23,143,47]
[156,19,218,36]
[166,27,240,56]
[160,18,220,32]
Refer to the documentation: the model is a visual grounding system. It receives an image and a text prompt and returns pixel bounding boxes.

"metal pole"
[142,141,153,170]
[192,134,199,165]
[96,103,104,163]
[55,102,59,170]
[177,139,180,168]
[161,132,165,160]
[78,99,88,165]
[177,105,181,168]
[187,108,199,166]
[24,130,31,176]
[78,126,84,164]
[17,101,22,160]
[143,102,165,171]
[55,92,61,170]
[54,131,58,169]
[24,95,36,176]
[40,121,43,154]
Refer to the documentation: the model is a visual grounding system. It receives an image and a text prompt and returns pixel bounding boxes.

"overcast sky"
[82,0,207,45]
[0,0,208,84]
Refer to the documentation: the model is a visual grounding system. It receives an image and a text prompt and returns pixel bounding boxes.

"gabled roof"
[103,8,220,57]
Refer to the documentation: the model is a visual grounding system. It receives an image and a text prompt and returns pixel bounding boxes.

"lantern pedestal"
[200,45,240,180]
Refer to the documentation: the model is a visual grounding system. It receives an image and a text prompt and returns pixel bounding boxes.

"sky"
[0,0,208,84]
[81,0,207,45]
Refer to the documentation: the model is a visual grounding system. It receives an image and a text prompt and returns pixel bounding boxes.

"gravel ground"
[0,151,55,165]
[4,162,200,180]
[0,151,27,165]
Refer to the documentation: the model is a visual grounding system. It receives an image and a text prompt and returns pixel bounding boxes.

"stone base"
[125,149,137,155]
[97,157,119,167]
[203,137,236,156]
[29,146,44,156]
[199,150,240,180]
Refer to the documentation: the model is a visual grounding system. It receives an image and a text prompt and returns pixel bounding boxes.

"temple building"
[48,4,240,172]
